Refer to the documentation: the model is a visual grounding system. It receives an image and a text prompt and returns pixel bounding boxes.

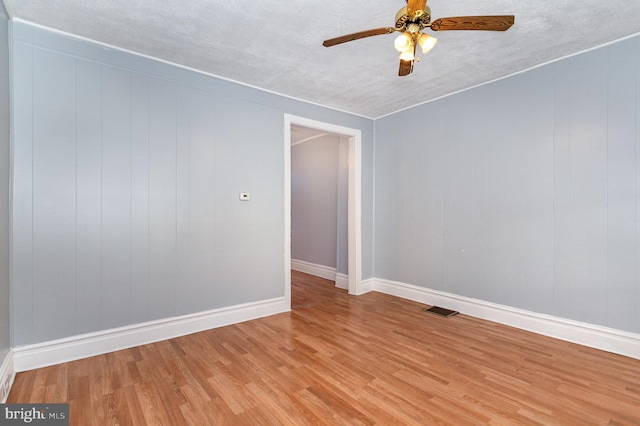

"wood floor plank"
[7,270,640,424]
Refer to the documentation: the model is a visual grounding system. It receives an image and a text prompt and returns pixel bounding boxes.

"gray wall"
[0,7,11,361]
[291,135,348,274]
[375,34,640,333]
[11,21,374,346]
[336,137,348,275]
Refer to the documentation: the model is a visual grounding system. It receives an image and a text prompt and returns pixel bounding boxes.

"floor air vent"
[423,306,459,317]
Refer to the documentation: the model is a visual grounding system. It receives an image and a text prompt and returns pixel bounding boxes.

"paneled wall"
[291,135,348,274]
[11,22,374,346]
[336,138,349,275]
[375,35,640,333]
[0,8,11,361]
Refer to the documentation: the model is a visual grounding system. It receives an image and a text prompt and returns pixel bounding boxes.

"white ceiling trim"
[376,29,640,119]
[6,0,640,118]
[12,18,375,118]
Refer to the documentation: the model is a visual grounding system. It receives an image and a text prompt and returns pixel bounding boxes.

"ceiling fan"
[323,0,514,76]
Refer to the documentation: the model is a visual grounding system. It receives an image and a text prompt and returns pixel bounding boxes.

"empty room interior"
[1,0,640,424]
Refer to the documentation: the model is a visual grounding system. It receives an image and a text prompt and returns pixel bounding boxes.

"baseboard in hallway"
[291,259,336,281]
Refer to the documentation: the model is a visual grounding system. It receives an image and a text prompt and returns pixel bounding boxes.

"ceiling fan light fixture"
[418,33,437,54]
[398,50,415,61]
[394,32,413,52]
[322,4,514,78]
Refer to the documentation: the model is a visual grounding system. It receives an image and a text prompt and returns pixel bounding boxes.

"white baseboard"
[335,273,349,290]
[0,349,15,403]
[12,276,639,373]
[371,278,640,361]
[13,297,288,372]
[360,278,375,295]
[290,260,351,291]
[291,259,336,281]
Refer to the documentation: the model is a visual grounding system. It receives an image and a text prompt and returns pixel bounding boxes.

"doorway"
[284,114,362,308]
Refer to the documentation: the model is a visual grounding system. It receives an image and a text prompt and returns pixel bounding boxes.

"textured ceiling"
[4,0,640,118]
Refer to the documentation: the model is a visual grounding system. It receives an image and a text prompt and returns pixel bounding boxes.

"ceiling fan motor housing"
[395,5,431,31]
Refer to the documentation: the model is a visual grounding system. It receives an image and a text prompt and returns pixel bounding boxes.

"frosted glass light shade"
[399,50,415,61]
[394,32,412,52]
[418,33,437,53]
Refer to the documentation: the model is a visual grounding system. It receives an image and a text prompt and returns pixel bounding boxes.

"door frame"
[284,114,362,307]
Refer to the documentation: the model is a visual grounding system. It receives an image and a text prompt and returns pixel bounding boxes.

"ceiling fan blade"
[398,42,416,77]
[430,15,514,31]
[407,0,428,16]
[323,27,396,47]
[398,59,413,77]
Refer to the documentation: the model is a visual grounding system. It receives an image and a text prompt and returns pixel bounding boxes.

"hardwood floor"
[291,269,347,309]
[8,270,640,425]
